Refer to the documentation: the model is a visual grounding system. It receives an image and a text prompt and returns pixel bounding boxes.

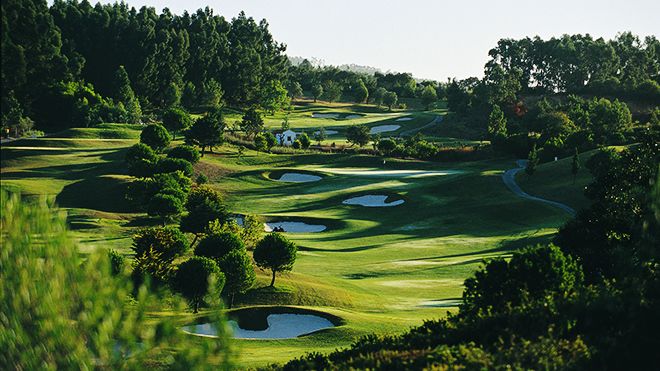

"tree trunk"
[201,146,205,157]
[191,234,199,247]
[230,293,235,308]
[270,269,276,287]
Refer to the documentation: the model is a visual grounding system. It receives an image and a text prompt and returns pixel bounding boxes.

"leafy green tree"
[525,144,539,177]
[113,66,142,124]
[173,256,225,312]
[373,87,387,107]
[167,145,200,164]
[185,111,224,156]
[140,124,171,152]
[571,148,580,184]
[201,79,223,108]
[292,139,302,149]
[488,104,507,138]
[131,226,189,285]
[299,132,311,149]
[420,85,438,109]
[181,81,197,109]
[125,143,157,178]
[254,133,268,152]
[154,158,194,177]
[164,82,181,108]
[314,127,327,145]
[1,191,232,369]
[346,125,371,147]
[108,249,125,276]
[195,231,245,261]
[322,81,343,102]
[588,97,632,144]
[147,193,184,224]
[264,132,277,151]
[383,91,398,111]
[162,107,193,139]
[378,138,397,155]
[253,233,297,287]
[180,186,229,244]
[262,80,289,114]
[288,81,303,99]
[312,84,323,102]
[217,249,256,307]
[240,107,264,138]
[354,79,369,103]
[241,214,264,249]
[463,244,583,316]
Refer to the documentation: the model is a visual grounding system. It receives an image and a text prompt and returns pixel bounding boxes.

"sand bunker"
[318,168,462,178]
[343,195,404,207]
[276,173,322,183]
[313,129,338,135]
[311,113,339,119]
[182,314,335,339]
[264,221,326,233]
[395,117,413,122]
[369,125,400,134]
[344,114,362,119]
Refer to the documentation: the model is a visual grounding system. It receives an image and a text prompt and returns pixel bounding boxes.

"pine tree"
[114,66,142,124]
[525,144,539,177]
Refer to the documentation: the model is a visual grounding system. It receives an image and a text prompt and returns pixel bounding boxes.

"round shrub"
[168,145,200,164]
[195,231,245,261]
[140,124,171,152]
[154,157,194,177]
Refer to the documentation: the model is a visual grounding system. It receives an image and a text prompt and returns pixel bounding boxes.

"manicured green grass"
[515,150,600,212]
[0,107,576,368]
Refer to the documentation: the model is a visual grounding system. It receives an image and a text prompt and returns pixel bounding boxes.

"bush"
[162,107,192,137]
[377,138,397,155]
[147,193,184,222]
[173,256,225,312]
[154,157,194,177]
[167,145,200,164]
[131,226,189,285]
[108,249,125,276]
[180,186,229,237]
[299,132,311,149]
[292,139,302,149]
[196,174,208,184]
[140,124,171,152]
[125,143,157,178]
[195,231,245,261]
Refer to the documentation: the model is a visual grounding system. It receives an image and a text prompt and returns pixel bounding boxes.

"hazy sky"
[96,0,659,81]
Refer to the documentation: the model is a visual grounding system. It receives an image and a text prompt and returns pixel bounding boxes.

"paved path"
[399,115,443,137]
[502,159,576,216]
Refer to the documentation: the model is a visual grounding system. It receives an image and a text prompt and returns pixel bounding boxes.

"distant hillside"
[288,56,383,75]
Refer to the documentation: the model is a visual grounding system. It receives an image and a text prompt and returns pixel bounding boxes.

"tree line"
[1,0,289,131]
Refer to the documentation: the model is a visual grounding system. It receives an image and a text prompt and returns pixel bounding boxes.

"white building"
[275,129,297,146]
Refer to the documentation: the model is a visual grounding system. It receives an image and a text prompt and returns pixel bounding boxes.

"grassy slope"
[0,104,575,368]
[515,150,599,212]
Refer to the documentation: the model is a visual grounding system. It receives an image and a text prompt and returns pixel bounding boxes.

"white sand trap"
[264,221,326,233]
[313,130,338,135]
[311,113,339,119]
[344,114,362,119]
[182,314,335,339]
[369,125,400,134]
[319,168,462,178]
[343,195,404,207]
[395,117,413,122]
[276,173,322,183]
[418,299,463,308]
